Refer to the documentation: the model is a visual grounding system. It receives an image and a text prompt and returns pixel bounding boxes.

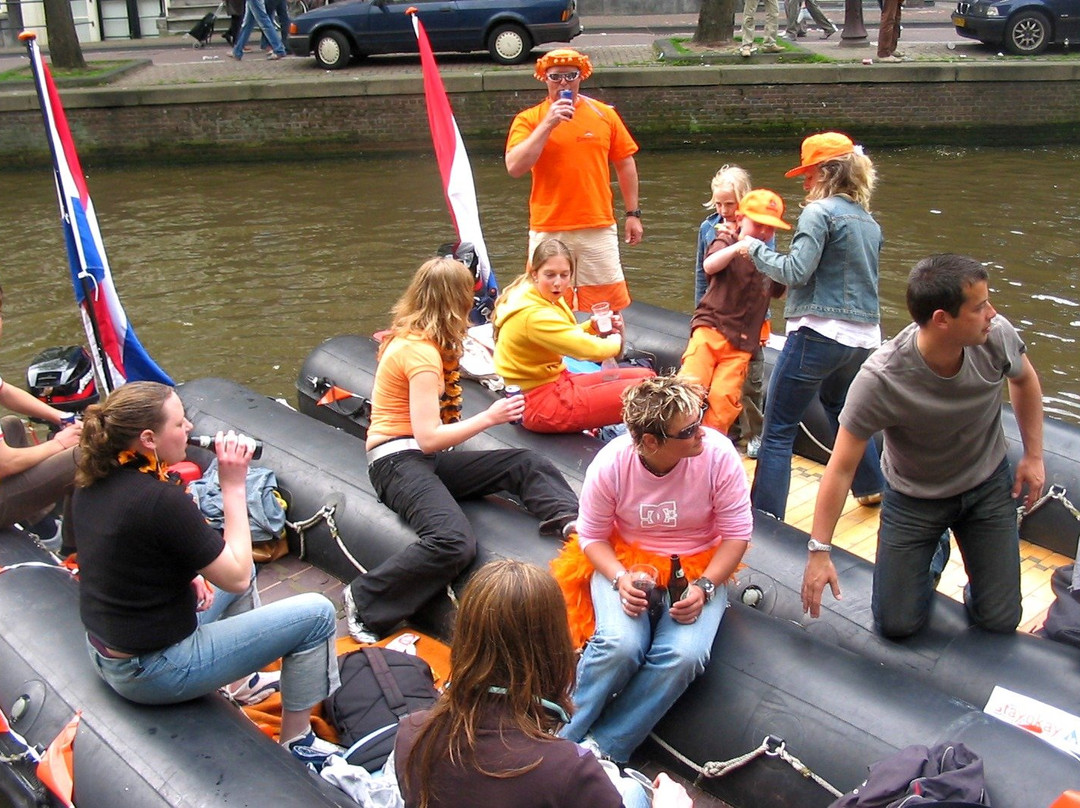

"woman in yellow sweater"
[493,239,654,434]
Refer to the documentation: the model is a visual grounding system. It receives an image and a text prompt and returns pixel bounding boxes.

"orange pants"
[523,367,655,434]
[679,326,751,435]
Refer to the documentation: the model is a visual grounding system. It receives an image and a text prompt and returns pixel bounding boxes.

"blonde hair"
[379,257,475,360]
[804,151,876,209]
[403,560,577,808]
[622,375,706,449]
[492,239,575,341]
[703,164,752,209]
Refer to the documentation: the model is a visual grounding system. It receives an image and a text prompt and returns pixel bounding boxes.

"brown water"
[2,145,1080,421]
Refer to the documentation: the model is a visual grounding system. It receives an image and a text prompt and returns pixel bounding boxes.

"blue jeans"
[751,327,884,520]
[259,0,288,50]
[233,0,285,58]
[87,578,339,712]
[873,457,1022,637]
[559,572,725,762]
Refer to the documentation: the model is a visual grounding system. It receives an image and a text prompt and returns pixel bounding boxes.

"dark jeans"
[751,327,884,520]
[351,447,577,634]
[259,0,288,50]
[873,457,1022,638]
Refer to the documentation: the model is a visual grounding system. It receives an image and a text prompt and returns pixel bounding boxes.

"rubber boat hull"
[0,532,357,808]
[179,377,1080,808]
[293,337,1080,719]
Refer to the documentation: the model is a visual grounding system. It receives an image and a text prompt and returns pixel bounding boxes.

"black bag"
[323,647,439,772]
[188,12,216,45]
[828,742,987,808]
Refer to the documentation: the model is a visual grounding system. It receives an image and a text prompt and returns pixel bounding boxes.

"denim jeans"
[353,448,578,635]
[751,327,884,520]
[559,572,725,762]
[873,457,1022,638]
[259,0,288,50]
[233,0,285,58]
[87,578,339,712]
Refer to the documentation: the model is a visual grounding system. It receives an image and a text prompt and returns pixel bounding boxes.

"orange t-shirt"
[506,95,639,232]
[367,335,442,441]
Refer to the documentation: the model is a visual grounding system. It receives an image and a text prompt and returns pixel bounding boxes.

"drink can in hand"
[559,88,573,116]
[504,384,524,425]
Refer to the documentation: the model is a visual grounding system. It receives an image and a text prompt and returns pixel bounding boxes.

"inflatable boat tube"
[293,343,1080,717]
[0,533,358,808]
[180,378,1080,808]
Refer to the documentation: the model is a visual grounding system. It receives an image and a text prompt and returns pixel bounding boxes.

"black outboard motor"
[26,345,98,415]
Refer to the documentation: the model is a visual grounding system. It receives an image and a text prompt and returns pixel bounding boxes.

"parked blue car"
[952,0,1080,54]
[287,0,582,69]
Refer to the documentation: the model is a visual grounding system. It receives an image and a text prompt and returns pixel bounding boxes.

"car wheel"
[487,22,532,65]
[314,29,351,69]
[286,0,307,18]
[1005,10,1051,55]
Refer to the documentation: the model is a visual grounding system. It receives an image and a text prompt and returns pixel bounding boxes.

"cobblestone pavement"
[4,5,1071,90]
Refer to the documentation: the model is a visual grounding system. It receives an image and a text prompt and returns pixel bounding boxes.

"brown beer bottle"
[668,554,688,604]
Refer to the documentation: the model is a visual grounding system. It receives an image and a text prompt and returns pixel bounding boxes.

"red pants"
[523,367,655,434]
[679,326,752,435]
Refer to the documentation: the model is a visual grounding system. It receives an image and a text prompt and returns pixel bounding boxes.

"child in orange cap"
[679,190,789,436]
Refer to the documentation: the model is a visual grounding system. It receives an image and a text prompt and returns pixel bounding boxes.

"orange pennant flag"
[37,711,80,808]
[317,386,357,406]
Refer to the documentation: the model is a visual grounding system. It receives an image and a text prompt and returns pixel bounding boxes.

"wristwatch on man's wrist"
[692,577,716,603]
[807,538,832,553]
[625,209,642,218]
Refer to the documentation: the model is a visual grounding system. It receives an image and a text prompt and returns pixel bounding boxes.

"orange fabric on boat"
[36,711,80,808]
[317,386,358,407]
[550,531,739,649]
[1050,791,1080,807]
[242,631,452,742]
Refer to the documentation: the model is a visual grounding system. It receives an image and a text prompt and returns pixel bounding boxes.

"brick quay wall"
[1,62,1078,167]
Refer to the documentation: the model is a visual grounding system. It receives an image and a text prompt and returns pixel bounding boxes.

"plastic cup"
[592,302,614,336]
[629,563,658,594]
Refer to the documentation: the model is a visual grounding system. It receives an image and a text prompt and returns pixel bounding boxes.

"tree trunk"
[42,0,87,69]
[693,0,738,46]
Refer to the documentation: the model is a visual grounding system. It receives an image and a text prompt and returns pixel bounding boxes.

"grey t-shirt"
[841,315,1026,499]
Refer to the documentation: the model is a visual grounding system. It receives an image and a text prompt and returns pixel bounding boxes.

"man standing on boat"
[801,254,1045,638]
[505,48,641,312]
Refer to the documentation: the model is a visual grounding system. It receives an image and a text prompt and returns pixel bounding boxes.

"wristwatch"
[625,209,642,218]
[807,538,832,553]
[692,577,716,603]
[612,569,628,590]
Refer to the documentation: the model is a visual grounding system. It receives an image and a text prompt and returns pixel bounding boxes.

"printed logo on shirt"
[640,501,677,528]
[576,133,595,141]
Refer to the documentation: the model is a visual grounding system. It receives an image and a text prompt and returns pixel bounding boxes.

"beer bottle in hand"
[668,554,688,605]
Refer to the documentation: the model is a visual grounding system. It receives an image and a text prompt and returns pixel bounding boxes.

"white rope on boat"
[285,504,368,575]
[0,561,77,578]
[647,732,844,798]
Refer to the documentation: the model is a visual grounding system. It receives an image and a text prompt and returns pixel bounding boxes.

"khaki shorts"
[527,225,631,311]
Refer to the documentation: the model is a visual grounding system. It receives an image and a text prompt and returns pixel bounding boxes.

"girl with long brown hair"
[342,258,578,643]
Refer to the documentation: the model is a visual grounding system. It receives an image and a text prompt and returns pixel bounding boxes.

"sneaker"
[739,45,754,58]
[760,43,784,53]
[266,52,285,60]
[856,492,883,506]
[778,31,793,39]
[877,54,904,62]
[284,730,344,766]
[746,436,761,460]
[342,586,379,644]
[822,28,837,39]
[224,670,280,706]
[21,515,62,552]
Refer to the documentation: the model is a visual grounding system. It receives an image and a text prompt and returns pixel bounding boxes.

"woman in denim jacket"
[740,131,886,520]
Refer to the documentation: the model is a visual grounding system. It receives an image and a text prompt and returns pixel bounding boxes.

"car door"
[1053,0,1080,41]
[364,0,460,53]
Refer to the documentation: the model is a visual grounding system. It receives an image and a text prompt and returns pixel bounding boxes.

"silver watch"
[807,538,832,553]
[692,577,716,603]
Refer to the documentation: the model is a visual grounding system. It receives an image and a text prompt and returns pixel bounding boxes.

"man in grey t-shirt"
[800,254,1045,638]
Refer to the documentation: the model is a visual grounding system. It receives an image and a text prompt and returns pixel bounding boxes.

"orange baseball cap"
[738,189,791,230]
[534,48,593,82]
[784,132,856,177]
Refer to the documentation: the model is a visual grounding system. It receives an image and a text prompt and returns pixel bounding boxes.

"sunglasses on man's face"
[546,71,580,83]
[659,403,708,441]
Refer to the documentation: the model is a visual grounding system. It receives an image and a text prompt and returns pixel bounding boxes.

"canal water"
[2,144,1079,421]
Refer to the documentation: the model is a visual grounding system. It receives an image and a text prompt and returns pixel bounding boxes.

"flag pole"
[21,32,115,396]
